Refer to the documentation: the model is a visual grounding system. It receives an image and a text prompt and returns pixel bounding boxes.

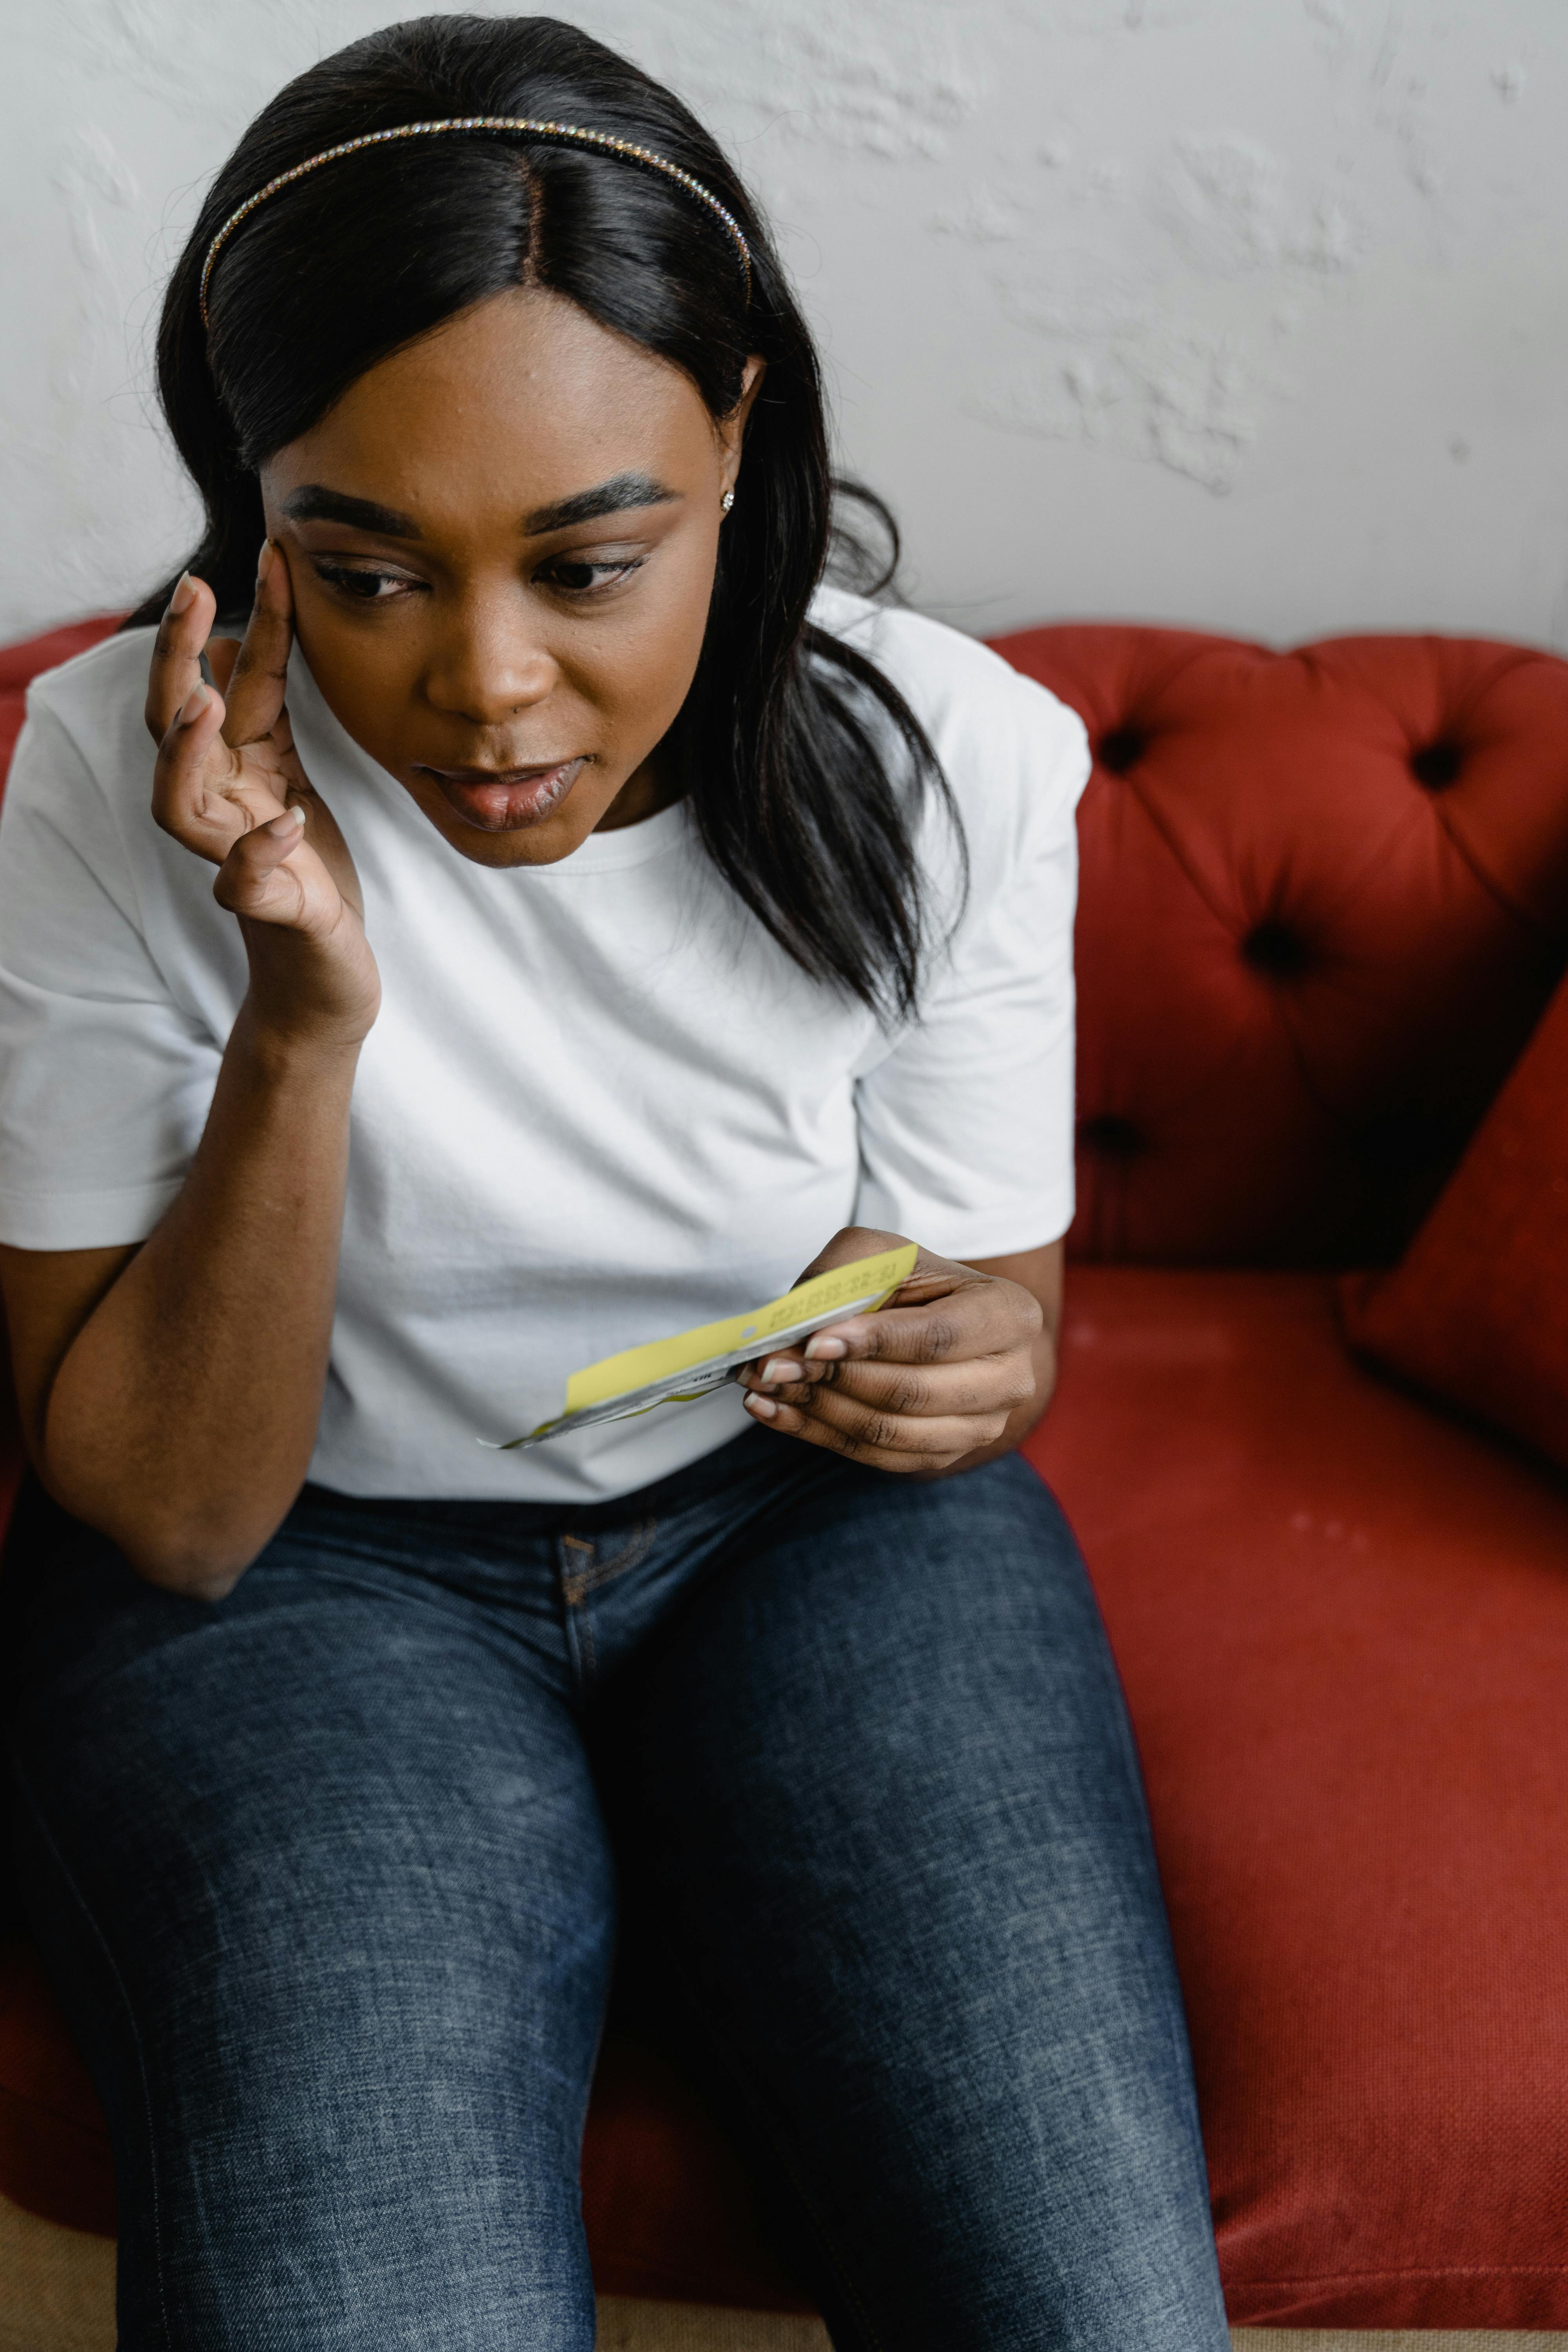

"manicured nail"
[804,1334,848,1361]
[256,539,275,586]
[759,1357,804,1386]
[178,683,209,723]
[744,1392,778,1419]
[169,571,196,615]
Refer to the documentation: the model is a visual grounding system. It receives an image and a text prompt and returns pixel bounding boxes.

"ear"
[717,356,768,497]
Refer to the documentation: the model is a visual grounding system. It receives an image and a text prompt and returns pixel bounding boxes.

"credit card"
[484,1242,919,1450]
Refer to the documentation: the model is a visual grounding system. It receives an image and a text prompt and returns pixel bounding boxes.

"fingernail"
[804,1334,848,1361]
[169,571,196,615]
[178,683,209,723]
[256,539,275,586]
[270,806,306,835]
[759,1357,803,1386]
[745,1392,778,1420]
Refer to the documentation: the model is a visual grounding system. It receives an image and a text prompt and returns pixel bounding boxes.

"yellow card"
[487,1242,918,1450]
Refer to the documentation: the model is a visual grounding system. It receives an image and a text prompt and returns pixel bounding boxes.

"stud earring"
[721,488,735,513]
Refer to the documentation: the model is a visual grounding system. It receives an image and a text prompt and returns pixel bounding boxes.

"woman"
[0,16,1227,2348]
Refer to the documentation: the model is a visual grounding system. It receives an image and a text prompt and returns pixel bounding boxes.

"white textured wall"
[4,0,1566,648]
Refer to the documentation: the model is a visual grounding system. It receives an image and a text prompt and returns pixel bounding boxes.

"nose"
[421,591,558,726]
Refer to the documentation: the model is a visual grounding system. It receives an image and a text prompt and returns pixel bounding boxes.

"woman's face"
[260,287,762,866]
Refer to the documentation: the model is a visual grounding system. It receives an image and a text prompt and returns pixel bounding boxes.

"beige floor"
[3,2194,1562,2352]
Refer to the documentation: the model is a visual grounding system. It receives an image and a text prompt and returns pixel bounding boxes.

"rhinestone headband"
[199,115,753,328]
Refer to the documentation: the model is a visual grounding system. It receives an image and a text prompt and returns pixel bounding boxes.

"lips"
[416,758,587,834]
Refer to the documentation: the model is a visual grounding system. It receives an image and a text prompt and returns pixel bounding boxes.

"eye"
[535,556,645,597]
[310,560,423,603]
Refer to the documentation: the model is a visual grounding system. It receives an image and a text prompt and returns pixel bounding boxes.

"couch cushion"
[1339,960,1568,1473]
[1027,1268,1568,2331]
[993,626,1568,1268]
[583,2036,809,2311]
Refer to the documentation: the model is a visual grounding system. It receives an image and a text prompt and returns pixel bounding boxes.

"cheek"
[566,541,718,738]
[289,596,421,754]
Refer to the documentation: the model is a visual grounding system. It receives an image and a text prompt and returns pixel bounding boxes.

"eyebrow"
[280,470,681,543]
[522,472,681,535]
[280,485,420,537]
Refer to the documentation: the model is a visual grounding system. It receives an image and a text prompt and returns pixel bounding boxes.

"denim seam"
[11,1758,174,2352]
[575,1597,597,1690]
[648,1931,891,2352]
[557,1538,598,1694]
[558,1520,658,1601]
[560,1522,659,1699]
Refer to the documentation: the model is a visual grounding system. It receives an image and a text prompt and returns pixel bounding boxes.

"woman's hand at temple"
[146,548,380,1047]
[739,1228,1063,1476]
[0,549,382,1599]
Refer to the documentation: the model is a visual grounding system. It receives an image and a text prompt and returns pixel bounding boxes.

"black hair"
[130,13,960,1022]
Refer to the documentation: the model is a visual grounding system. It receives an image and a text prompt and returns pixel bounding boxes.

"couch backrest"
[4,618,1568,1274]
[993,625,1568,1267]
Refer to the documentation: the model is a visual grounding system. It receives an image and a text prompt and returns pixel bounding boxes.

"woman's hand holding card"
[739,1226,1049,1475]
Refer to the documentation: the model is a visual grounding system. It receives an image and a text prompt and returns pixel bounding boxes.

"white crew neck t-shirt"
[0,587,1089,1503]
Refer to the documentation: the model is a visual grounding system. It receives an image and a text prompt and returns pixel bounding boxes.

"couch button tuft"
[1078,1113,1145,1160]
[1410,739,1464,789]
[1096,726,1146,774]
[1242,920,1311,979]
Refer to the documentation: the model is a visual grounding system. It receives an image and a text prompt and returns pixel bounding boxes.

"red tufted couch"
[4,615,1568,2340]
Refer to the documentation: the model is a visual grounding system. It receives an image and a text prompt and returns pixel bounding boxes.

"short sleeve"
[852,669,1088,1261]
[0,700,220,1248]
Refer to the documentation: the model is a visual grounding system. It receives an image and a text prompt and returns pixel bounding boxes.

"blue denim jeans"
[4,1426,1228,2351]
